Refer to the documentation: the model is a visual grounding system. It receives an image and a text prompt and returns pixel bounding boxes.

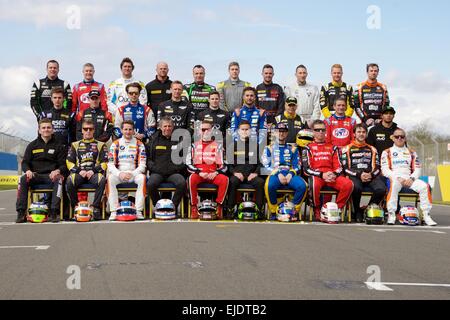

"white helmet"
[399,206,420,226]
[154,199,176,220]
[320,202,340,224]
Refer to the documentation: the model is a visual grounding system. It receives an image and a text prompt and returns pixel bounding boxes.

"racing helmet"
[116,200,137,221]
[74,201,93,222]
[27,202,48,223]
[364,204,385,225]
[237,201,259,221]
[296,129,314,148]
[399,206,420,226]
[154,199,176,220]
[320,202,341,224]
[198,200,217,220]
[276,200,297,222]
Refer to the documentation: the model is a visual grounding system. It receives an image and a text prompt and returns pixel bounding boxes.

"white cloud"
[193,9,217,21]
[0,0,112,28]
[0,66,37,104]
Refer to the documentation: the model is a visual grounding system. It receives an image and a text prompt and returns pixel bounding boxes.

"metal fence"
[408,138,450,177]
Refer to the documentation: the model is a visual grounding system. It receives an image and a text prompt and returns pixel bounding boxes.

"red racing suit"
[72,80,108,113]
[302,142,353,209]
[324,114,356,148]
[186,140,228,206]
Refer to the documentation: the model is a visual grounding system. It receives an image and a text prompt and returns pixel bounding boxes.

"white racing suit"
[107,137,147,212]
[381,145,432,215]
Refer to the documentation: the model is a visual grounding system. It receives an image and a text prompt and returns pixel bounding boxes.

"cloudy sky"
[0,0,449,140]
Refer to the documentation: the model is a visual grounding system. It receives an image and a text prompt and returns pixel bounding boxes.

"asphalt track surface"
[1,189,450,300]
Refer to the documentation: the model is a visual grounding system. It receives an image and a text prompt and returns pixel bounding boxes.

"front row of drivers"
[16,116,437,226]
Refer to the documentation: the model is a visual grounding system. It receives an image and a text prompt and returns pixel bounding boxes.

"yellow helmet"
[296,129,314,148]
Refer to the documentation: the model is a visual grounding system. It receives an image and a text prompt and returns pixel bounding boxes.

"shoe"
[136,211,145,220]
[314,208,321,222]
[109,212,117,221]
[387,213,396,225]
[52,213,60,223]
[226,207,235,220]
[269,213,277,221]
[356,212,364,223]
[15,212,26,223]
[93,208,102,221]
[216,204,223,220]
[423,214,437,226]
[191,206,199,219]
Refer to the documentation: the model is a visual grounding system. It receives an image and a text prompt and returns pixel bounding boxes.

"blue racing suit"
[262,142,307,214]
[113,102,156,140]
[230,105,267,143]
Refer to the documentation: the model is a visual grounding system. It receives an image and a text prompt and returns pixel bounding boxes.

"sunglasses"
[82,127,94,131]
[313,128,326,132]
[394,135,405,139]
[128,91,140,95]
[201,128,211,132]
[90,96,99,100]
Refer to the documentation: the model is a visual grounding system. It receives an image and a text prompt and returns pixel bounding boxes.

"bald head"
[156,61,169,80]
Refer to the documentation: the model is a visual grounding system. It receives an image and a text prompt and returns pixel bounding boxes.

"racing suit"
[75,107,113,142]
[40,108,76,149]
[227,136,264,214]
[146,130,186,209]
[114,102,156,141]
[107,77,147,115]
[262,142,307,214]
[230,105,267,143]
[186,140,228,206]
[284,82,321,122]
[381,146,432,216]
[217,78,251,113]
[256,82,285,125]
[66,139,108,213]
[274,112,308,144]
[182,82,216,116]
[341,141,386,217]
[157,99,195,132]
[71,79,107,113]
[324,114,356,148]
[319,81,354,118]
[302,142,353,213]
[367,122,398,157]
[16,135,67,218]
[107,137,147,213]
[145,76,172,115]
[354,81,390,125]
[30,77,72,120]
[196,107,230,138]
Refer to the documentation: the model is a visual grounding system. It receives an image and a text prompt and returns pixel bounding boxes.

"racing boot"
[48,210,60,223]
[136,211,145,220]
[387,212,396,225]
[108,211,117,221]
[422,212,437,226]
[191,205,199,219]
[93,207,102,221]
[216,204,223,220]
[314,207,321,222]
[15,212,26,223]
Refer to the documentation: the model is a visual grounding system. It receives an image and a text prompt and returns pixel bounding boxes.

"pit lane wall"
[0,151,18,186]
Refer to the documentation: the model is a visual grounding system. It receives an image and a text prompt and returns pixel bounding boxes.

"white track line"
[372,228,446,234]
[366,281,450,291]
[0,245,50,250]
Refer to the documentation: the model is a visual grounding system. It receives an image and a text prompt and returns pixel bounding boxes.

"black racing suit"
[274,112,308,144]
[256,82,285,125]
[157,99,195,133]
[66,139,108,213]
[145,76,172,115]
[182,82,216,117]
[354,81,390,124]
[146,130,186,209]
[75,107,113,142]
[30,77,72,120]
[16,135,67,216]
[196,107,230,141]
[320,81,354,118]
[227,137,264,216]
[40,108,76,149]
[367,122,398,157]
[341,141,386,217]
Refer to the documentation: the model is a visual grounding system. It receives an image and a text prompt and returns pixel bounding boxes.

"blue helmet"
[276,201,297,222]
[155,199,176,220]
[116,201,137,221]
